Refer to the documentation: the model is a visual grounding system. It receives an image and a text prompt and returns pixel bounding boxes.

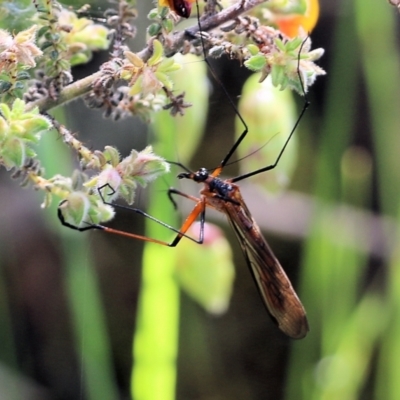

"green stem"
[131,136,180,400]
[131,51,208,400]
[39,110,119,400]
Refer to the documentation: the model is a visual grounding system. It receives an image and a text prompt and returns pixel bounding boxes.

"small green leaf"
[119,183,136,205]
[0,102,12,120]
[50,50,59,60]
[247,44,260,56]
[17,71,31,80]
[57,59,71,71]
[148,23,161,37]
[163,19,174,33]
[70,53,90,66]
[14,81,25,90]
[1,137,26,169]
[37,25,50,37]
[0,115,8,140]
[286,37,303,53]
[244,54,266,71]
[159,6,169,18]
[60,192,91,227]
[21,115,52,139]
[155,71,173,90]
[147,8,159,19]
[0,80,12,94]
[103,146,121,166]
[275,37,285,52]
[271,64,285,88]
[148,39,163,66]
[41,41,54,50]
[158,57,176,71]
[11,98,26,115]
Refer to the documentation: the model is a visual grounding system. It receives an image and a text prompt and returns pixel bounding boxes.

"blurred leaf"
[235,74,298,194]
[176,222,235,315]
[152,53,209,166]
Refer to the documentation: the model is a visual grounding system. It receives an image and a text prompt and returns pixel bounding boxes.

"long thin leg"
[168,187,201,209]
[189,17,311,183]
[231,37,311,184]
[231,97,309,183]
[57,186,207,246]
[190,0,248,177]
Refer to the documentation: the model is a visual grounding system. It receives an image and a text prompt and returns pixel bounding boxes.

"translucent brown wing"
[223,198,309,339]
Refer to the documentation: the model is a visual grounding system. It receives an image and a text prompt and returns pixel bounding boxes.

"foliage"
[0,0,326,399]
[0,0,325,227]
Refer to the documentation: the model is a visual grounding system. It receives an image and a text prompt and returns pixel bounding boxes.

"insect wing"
[224,200,309,339]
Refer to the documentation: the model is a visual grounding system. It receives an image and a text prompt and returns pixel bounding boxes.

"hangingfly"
[168,165,309,339]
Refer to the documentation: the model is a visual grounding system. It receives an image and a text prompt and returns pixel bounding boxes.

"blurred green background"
[1,0,400,399]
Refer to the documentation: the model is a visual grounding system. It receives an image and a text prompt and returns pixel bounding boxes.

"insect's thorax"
[200,175,242,209]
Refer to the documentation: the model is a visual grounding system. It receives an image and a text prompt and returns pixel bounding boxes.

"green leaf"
[50,50,59,60]
[16,71,31,80]
[151,53,209,165]
[244,54,266,71]
[286,37,303,53]
[14,81,25,90]
[148,39,164,66]
[155,71,173,91]
[61,192,91,227]
[41,41,54,50]
[1,137,26,169]
[103,146,121,167]
[0,102,12,120]
[148,23,161,36]
[235,73,298,194]
[175,222,235,314]
[271,64,285,88]
[37,25,50,37]
[247,44,260,56]
[163,19,174,33]
[0,80,12,94]
[147,8,159,19]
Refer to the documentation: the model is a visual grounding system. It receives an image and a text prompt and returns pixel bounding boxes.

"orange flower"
[275,0,320,38]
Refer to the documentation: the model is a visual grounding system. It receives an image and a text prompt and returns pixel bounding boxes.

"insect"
[169,171,308,338]
[159,0,195,18]
[58,3,316,339]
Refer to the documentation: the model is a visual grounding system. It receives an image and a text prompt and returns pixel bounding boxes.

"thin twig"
[164,0,268,57]
[26,0,268,113]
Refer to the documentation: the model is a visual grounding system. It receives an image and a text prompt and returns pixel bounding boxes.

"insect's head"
[172,0,192,18]
[177,167,209,182]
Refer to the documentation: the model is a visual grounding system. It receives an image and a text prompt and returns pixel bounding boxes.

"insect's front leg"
[168,187,200,209]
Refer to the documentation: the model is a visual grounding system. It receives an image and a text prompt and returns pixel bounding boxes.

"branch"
[25,71,103,113]
[164,0,268,57]
[27,0,268,114]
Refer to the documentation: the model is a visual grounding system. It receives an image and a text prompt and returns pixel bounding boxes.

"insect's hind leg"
[168,187,200,209]
[95,183,206,246]
[58,184,203,246]
[58,200,97,232]
[167,187,206,246]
